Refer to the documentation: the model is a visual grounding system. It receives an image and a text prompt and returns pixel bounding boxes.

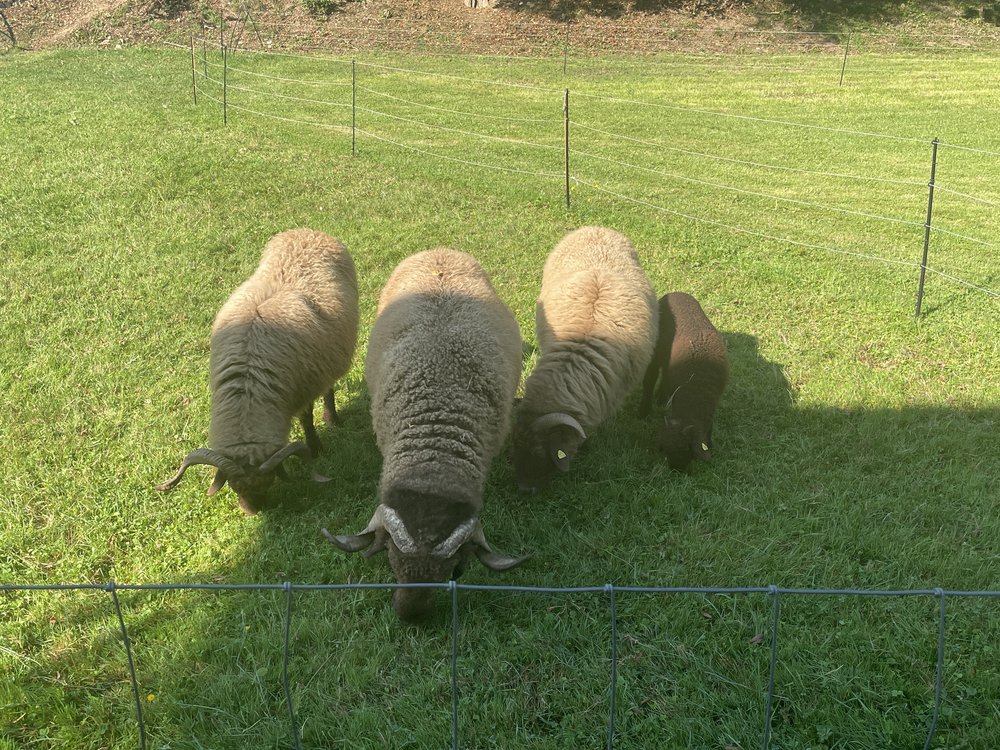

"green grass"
[1,44,998,749]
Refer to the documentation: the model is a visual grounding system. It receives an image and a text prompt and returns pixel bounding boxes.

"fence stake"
[202,35,207,79]
[450,580,460,750]
[761,585,781,750]
[106,582,147,750]
[222,43,228,126]
[352,59,356,158]
[606,584,618,750]
[282,583,302,750]
[915,137,939,317]
[839,32,851,86]
[922,589,947,750]
[189,32,198,105]
[564,89,570,209]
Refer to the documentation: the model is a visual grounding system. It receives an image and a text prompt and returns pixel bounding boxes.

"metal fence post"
[106,582,147,750]
[761,585,781,750]
[564,89,570,209]
[189,32,198,105]
[202,35,207,79]
[222,43,228,126]
[606,584,618,750]
[839,32,851,86]
[450,581,460,750]
[282,582,302,750]
[352,59,357,157]
[915,137,940,317]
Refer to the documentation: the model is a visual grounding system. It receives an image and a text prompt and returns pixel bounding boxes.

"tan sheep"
[325,249,527,622]
[512,226,658,492]
[155,228,359,514]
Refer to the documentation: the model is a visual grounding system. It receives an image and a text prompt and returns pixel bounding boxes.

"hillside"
[3,0,1000,54]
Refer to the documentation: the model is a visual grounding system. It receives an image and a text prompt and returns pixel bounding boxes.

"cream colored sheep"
[512,226,658,492]
[155,228,359,514]
[325,248,527,622]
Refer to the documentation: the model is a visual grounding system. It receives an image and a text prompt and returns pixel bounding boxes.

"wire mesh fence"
[5,580,999,750]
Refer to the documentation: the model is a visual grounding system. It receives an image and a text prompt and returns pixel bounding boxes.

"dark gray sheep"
[325,249,527,622]
[155,228,359,513]
[638,291,728,471]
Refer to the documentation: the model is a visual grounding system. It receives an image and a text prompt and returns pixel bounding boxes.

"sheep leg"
[300,408,323,458]
[322,389,340,425]
[637,361,660,418]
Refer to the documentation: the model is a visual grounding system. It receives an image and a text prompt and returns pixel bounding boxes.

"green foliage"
[1,45,998,748]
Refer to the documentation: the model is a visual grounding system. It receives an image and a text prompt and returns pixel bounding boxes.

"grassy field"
[1,43,998,749]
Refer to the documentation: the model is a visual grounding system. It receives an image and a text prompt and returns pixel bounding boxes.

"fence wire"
[182,45,999,302]
[6,580,1000,750]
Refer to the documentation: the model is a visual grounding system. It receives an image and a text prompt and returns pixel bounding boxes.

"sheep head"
[324,499,528,623]
[658,418,711,472]
[153,442,327,514]
[512,411,587,493]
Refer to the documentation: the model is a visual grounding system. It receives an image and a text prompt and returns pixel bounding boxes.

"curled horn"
[381,507,419,554]
[154,449,242,492]
[431,519,478,559]
[323,507,388,556]
[469,526,531,572]
[532,412,587,441]
[259,441,331,483]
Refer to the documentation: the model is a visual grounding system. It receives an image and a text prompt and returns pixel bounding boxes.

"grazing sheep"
[638,291,728,471]
[155,228,359,513]
[512,226,658,492]
[325,249,527,622]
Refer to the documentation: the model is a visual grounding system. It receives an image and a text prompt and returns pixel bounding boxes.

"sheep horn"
[532,412,587,441]
[153,448,242,492]
[469,526,531,572]
[258,441,311,474]
[323,507,387,555]
[431,519,478,559]
[381,506,419,554]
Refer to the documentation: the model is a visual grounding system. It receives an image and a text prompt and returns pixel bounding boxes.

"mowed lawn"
[1,44,998,749]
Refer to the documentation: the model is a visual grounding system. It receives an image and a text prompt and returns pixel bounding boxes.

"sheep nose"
[517,482,539,495]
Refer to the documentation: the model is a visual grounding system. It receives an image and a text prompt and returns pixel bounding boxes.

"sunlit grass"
[0,46,998,749]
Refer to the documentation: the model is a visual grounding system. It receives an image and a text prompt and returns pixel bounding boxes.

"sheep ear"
[548,438,579,472]
[207,470,228,496]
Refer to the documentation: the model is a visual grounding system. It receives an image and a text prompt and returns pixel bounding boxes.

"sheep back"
[209,228,359,468]
[362,248,522,619]
[513,226,658,490]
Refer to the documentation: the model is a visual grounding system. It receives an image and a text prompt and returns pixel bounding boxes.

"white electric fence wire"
[356,84,560,123]
[572,90,931,144]
[938,142,1000,158]
[205,59,350,86]
[205,76,351,109]
[920,268,1000,297]
[199,90,350,132]
[572,147,925,228]
[574,177,923,269]
[355,60,562,92]
[355,127,564,178]
[929,226,999,248]
[933,186,1000,208]
[571,120,926,188]
[357,106,562,152]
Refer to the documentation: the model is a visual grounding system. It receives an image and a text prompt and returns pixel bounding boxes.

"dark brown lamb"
[638,292,728,471]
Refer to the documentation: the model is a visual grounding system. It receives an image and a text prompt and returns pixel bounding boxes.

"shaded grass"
[1,46,998,748]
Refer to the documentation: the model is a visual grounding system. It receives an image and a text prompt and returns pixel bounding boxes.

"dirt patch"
[2,0,998,53]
